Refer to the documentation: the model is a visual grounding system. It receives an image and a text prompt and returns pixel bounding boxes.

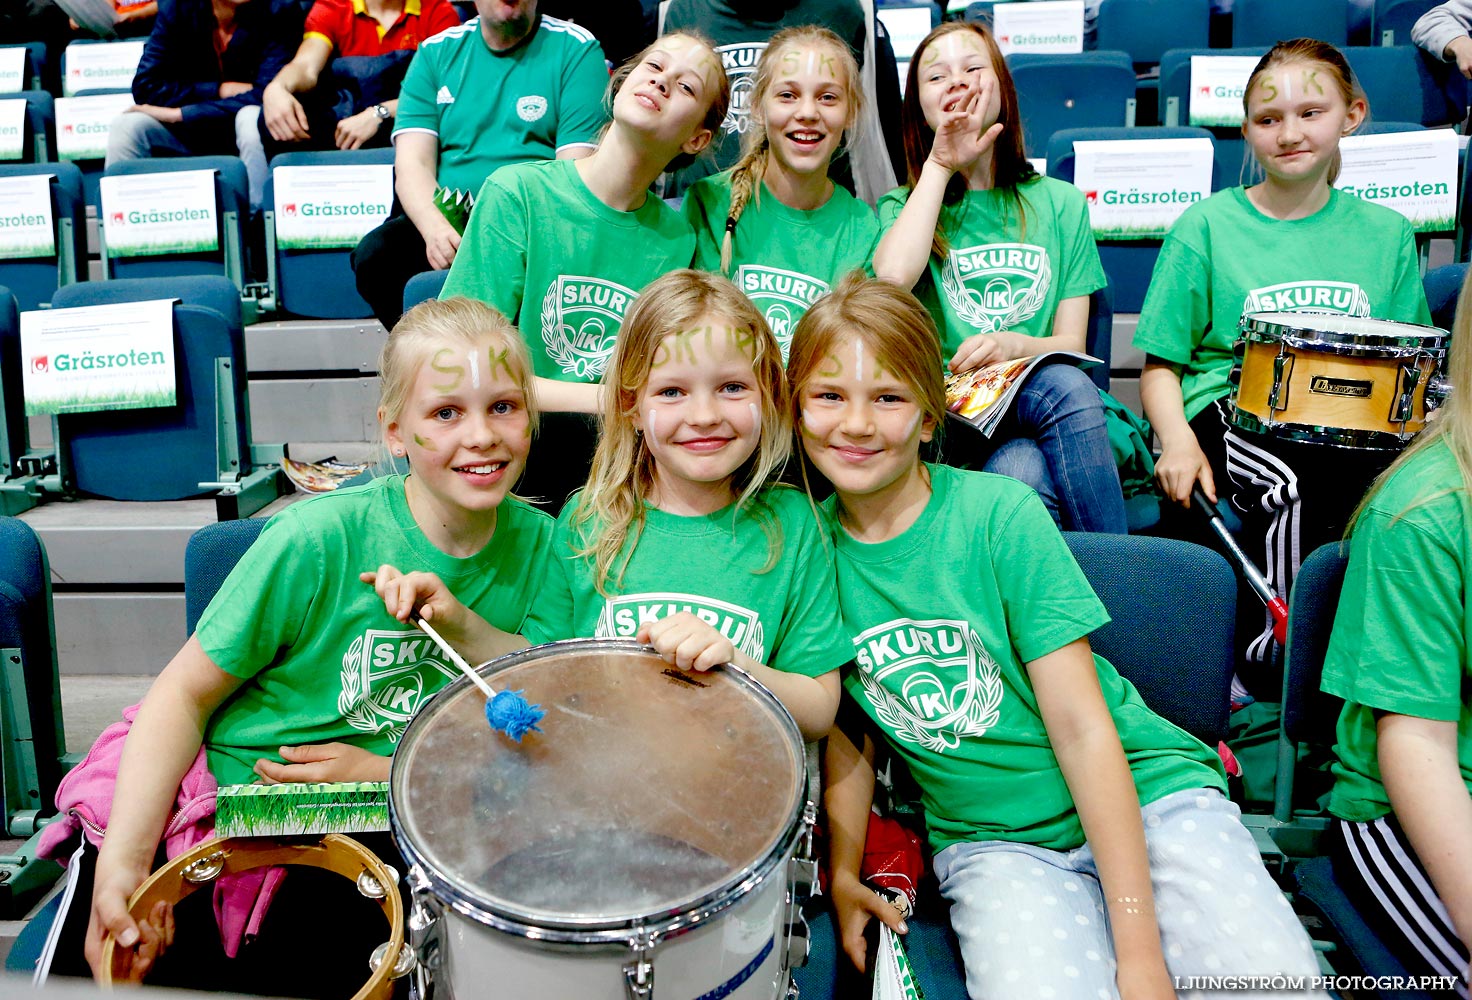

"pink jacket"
[37,704,284,957]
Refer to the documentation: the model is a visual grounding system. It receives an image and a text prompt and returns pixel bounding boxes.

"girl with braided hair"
[681,25,878,363]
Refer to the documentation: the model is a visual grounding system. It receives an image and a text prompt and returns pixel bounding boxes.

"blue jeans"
[980,364,1126,534]
[933,789,1324,1000]
[105,106,266,210]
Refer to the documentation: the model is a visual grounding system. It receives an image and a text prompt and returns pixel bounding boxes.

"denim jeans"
[105,106,266,210]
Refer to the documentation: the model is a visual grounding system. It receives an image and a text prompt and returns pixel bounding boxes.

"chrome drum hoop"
[1239,312,1448,360]
[1228,406,1421,450]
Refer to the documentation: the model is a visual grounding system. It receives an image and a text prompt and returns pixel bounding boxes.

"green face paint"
[1303,68,1324,95]
[818,353,843,378]
[429,348,465,394]
[486,345,512,380]
[1257,77,1278,102]
[413,433,437,451]
[780,48,800,74]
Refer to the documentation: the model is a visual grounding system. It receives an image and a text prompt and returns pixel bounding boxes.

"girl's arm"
[532,377,602,415]
[950,294,1091,371]
[1028,637,1175,1000]
[362,565,530,664]
[1139,357,1215,506]
[825,723,908,973]
[86,637,247,978]
[1378,712,1472,958]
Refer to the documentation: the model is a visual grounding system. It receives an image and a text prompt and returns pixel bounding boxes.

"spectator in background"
[260,0,460,158]
[350,0,607,331]
[104,0,302,210]
[660,0,900,206]
[1413,0,1472,77]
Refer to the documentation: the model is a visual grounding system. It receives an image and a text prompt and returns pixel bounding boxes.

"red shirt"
[302,0,461,57]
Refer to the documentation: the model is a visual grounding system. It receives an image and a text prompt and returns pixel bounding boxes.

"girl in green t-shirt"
[1321,283,1472,991]
[82,298,554,982]
[870,21,1125,534]
[790,274,1320,997]
[1136,39,1432,672]
[681,26,879,361]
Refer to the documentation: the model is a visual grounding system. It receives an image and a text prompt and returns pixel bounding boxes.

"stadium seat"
[0,515,68,916]
[1047,126,1219,312]
[1345,45,1466,126]
[0,43,46,93]
[3,90,56,164]
[185,517,268,634]
[61,39,145,98]
[1096,0,1209,67]
[1423,262,1466,331]
[1233,0,1348,47]
[47,276,283,515]
[1159,47,1268,129]
[1374,0,1439,46]
[403,267,450,315]
[1358,120,1427,134]
[0,285,34,515]
[1007,51,1138,157]
[0,162,87,311]
[1086,280,1113,392]
[263,148,394,319]
[99,156,250,291]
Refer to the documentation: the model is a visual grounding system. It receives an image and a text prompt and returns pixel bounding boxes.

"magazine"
[945,351,1102,438]
[281,456,371,494]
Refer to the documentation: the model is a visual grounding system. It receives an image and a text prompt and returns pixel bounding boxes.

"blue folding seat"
[403,268,450,315]
[1374,0,1438,45]
[0,42,46,93]
[1096,0,1209,67]
[61,39,144,98]
[1422,262,1466,330]
[1233,0,1349,47]
[1,90,57,164]
[1007,50,1138,156]
[1346,45,1466,126]
[1159,46,1268,128]
[185,518,269,633]
[0,162,87,311]
[263,147,395,319]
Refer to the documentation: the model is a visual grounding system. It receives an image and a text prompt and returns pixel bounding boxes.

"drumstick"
[415,617,544,742]
[1191,487,1289,646]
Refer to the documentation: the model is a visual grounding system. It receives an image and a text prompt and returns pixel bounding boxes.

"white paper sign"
[878,6,934,62]
[101,169,219,258]
[55,92,134,161]
[21,299,176,415]
[63,40,144,97]
[0,174,55,261]
[0,99,25,161]
[1074,137,1212,239]
[1188,55,1256,127]
[0,47,26,94]
[273,164,393,249]
[1029,156,1048,176]
[993,1,1085,55]
[1336,129,1458,233]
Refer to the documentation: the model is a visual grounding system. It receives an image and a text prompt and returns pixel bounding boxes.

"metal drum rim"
[1239,312,1448,357]
[1228,407,1417,450]
[388,637,809,945]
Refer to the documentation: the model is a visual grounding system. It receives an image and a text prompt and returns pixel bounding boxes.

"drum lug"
[1269,348,1293,412]
[406,866,443,1000]
[784,907,811,970]
[1427,374,1451,413]
[622,954,654,1000]
[1390,361,1424,428]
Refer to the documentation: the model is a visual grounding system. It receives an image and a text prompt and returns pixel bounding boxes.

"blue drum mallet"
[416,617,544,741]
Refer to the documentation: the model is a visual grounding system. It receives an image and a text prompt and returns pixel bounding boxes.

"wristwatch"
[373,104,390,122]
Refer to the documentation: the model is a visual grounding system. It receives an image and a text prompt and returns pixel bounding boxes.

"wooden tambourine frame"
[100,834,405,999]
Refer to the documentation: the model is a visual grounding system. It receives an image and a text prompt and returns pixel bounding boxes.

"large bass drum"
[390,639,813,1000]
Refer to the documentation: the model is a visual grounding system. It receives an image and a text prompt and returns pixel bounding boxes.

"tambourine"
[100,834,409,998]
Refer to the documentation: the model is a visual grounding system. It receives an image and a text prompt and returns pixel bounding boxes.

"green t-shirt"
[393,14,609,196]
[441,158,696,383]
[522,487,851,678]
[825,464,1226,853]
[1133,187,1433,422]
[684,172,880,361]
[197,476,553,786]
[876,176,1107,358]
[1323,438,1472,823]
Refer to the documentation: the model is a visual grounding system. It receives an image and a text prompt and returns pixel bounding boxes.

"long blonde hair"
[572,270,791,594]
[1349,270,1472,530]
[721,26,863,274]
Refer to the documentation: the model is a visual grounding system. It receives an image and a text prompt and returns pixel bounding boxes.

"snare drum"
[390,639,813,1000]
[1230,312,1448,449]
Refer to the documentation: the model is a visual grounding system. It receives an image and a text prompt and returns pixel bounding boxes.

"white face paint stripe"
[905,411,923,439]
[468,350,480,390]
[854,338,864,382]
[1283,72,1291,102]
[806,50,819,77]
[749,402,761,439]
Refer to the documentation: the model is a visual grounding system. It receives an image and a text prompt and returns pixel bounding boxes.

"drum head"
[390,640,805,934]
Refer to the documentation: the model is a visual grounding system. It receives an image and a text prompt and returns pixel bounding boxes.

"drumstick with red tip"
[415,617,544,741]
[1192,488,1289,646]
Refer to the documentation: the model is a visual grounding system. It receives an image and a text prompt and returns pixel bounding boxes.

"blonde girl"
[77,298,553,984]
[1135,38,1431,671]
[442,32,730,511]
[681,25,880,361]
[1321,267,1472,994]
[519,269,848,740]
[792,273,1322,998]
[871,21,1125,533]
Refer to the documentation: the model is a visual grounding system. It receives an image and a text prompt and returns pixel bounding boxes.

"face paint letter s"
[429,348,465,394]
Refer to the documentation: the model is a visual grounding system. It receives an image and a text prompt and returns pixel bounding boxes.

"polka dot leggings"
[933,788,1324,999]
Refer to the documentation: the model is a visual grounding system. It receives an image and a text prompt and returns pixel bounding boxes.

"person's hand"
[335,109,382,150]
[218,81,254,99]
[263,82,310,142]
[1115,953,1177,1000]
[127,104,183,124]
[948,332,1006,373]
[925,77,1005,176]
[360,565,473,639]
[422,219,461,271]
[1153,437,1215,506]
[1446,36,1472,79]
[85,855,156,981]
[252,742,390,783]
[831,873,907,974]
[636,612,733,672]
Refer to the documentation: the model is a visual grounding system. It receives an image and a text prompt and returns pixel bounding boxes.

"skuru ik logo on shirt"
[715,42,767,135]
[940,242,1052,334]
[735,264,829,360]
[598,592,767,662]
[1241,280,1371,318]
[338,628,457,741]
[852,618,1002,753]
[541,275,637,379]
[516,95,548,122]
